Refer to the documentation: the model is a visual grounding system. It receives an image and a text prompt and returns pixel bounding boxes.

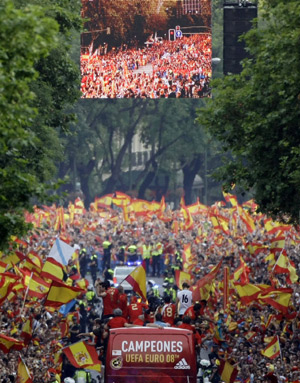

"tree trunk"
[182,156,202,205]
[77,159,96,206]
[138,160,158,199]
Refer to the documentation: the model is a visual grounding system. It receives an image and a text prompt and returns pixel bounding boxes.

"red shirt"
[178,323,195,332]
[128,302,148,323]
[108,316,127,329]
[118,293,128,319]
[107,287,120,310]
[102,293,113,316]
[160,303,176,326]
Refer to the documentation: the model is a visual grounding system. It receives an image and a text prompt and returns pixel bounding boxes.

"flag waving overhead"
[191,259,223,301]
[273,250,298,284]
[258,287,293,314]
[0,334,25,353]
[63,341,101,371]
[17,356,32,383]
[261,336,281,359]
[124,261,147,301]
[48,238,74,266]
[44,280,86,308]
[218,360,238,383]
[175,270,193,289]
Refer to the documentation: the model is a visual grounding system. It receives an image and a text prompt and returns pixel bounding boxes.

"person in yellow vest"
[151,240,163,277]
[142,240,152,275]
[73,369,91,383]
[127,242,138,264]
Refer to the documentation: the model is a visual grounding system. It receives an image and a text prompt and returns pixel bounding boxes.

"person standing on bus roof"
[176,282,193,318]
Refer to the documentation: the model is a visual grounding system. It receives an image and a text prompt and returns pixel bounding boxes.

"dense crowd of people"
[80,34,212,98]
[1,194,300,383]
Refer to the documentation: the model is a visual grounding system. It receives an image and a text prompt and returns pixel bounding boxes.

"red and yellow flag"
[175,270,193,289]
[0,272,20,305]
[124,260,147,301]
[258,287,293,314]
[261,336,281,359]
[218,360,238,383]
[273,250,298,284]
[63,341,101,371]
[234,283,265,305]
[20,318,33,344]
[233,255,250,285]
[44,280,86,308]
[21,269,51,299]
[17,356,32,383]
[191,259,223,301]
[223,191,238,207]
[0,334,25,353]
[40,258,64,282]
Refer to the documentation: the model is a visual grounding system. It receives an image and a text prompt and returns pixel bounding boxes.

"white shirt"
[177,289,193,315]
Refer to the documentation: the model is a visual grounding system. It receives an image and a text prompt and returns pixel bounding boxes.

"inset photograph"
[81,0,212,98]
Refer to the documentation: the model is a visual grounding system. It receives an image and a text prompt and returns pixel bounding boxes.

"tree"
[197,0,300,223]
[0,0,81,249]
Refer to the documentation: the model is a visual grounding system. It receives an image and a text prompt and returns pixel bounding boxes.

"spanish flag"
[17,356,32,383]
[40,257,64,282]
[0,272,20,305]
[0,334,25,353]
[20,269,51,299]
[182,243,194,272]
[124,260,147,301]
[175,270,193,289]
[273,250,298,284]
[63,341,101,371]
[0,260,7,273]
[261,336,281,359]
[233,255,250,285]
[44,280,86,308]
[222,191,238,207]
[234,283,264,305]
[20,318,33,344]
[218,360,238,383]
[258,287,292,314]
[191,259,223,302]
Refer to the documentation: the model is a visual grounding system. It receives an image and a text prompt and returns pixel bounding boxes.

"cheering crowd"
[1,193,300,383]
[80,34,212,98]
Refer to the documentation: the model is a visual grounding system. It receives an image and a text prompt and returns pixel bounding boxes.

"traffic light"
[168,29,176,41]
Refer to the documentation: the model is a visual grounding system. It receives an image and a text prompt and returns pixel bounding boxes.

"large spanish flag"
[191,259,223,301]
[63,341,101,371]
[175,270,193,289]
[20,318,33,344]
[218,360,238,383]
[234,283,264,305]
[20,269,51,299]
[261,336,281,359]
[223,191,238,207]
[258,287,292,314]
[0,272,20,305]
[44,280,86,308]
[17,356,32,383]
[0,334,25,353]
[273,250,298,284]
[124,261,147,301]
[40,257,64,282]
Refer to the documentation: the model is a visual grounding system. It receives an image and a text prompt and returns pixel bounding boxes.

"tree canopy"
[0,0,81,249]
[197,0,300,224]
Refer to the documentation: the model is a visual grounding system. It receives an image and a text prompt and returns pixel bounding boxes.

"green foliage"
[198,0,300,223]
[0,0,81,249]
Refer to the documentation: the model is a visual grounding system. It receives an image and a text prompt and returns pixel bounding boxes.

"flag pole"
[20,272,33,316]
